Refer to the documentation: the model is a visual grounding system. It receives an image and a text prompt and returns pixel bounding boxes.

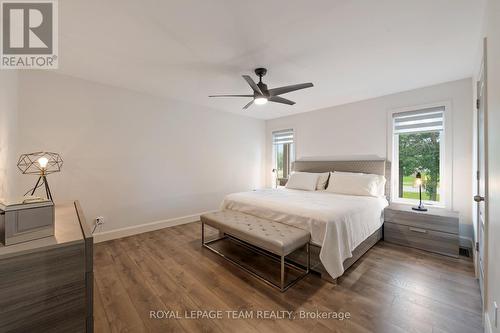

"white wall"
[483,0,500,331]
[14,71,266,234]
[0,71,18,202]
[266,78,474,243]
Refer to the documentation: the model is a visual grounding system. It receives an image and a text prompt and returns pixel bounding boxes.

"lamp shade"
[415,172,422,186]
[17,152,63,175]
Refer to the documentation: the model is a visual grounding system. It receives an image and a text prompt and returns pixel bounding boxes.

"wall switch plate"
[494,301,498,327]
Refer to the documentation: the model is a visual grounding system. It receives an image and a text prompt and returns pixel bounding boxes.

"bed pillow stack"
[326,171,386,197]
[285,172,330,191]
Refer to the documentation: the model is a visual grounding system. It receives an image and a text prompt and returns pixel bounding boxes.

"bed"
[221,159,391,282]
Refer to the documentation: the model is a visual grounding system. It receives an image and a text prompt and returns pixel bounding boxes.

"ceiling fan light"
[254,97,268,105]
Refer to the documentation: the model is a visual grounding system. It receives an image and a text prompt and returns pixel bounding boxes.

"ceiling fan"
[209,68,314,110]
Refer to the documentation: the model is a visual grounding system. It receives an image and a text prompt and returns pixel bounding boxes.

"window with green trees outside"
[393,107,444,204]
[272,129,294,186]
[398,132,441,201]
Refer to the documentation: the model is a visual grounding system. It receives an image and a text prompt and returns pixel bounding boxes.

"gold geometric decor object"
[17,152,63,175]
[17,152,63,201]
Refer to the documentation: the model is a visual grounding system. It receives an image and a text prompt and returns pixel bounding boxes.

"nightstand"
[384,203,459,258]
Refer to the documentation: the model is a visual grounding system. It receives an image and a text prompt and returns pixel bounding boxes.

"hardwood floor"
[94,222,482,333]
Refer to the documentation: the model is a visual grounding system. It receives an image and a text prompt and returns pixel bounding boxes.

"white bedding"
[221,188,388,279]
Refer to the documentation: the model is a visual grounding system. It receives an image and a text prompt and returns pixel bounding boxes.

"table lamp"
[17,152,63,201]
[412,172,427,212]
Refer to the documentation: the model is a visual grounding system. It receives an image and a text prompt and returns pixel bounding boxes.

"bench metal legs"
[201,221,310,292]
[281,256,285,290]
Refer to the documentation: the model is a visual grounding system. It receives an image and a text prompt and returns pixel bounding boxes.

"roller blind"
[272,129,294,145]
[393,106,444,134]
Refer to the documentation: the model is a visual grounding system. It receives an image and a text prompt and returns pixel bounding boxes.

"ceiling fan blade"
[209,94,254,97]
[268,83,314,96]
[243,100,254,110]
[242,75,263,95]
[269,96,295,105]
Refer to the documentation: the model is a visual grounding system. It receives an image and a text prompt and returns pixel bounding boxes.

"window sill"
[391,198,445,209]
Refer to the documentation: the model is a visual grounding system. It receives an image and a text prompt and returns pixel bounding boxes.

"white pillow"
[376,177,387,197]
[326,171,385,197]
[316,172,330,190]
[285,172,320,191]
[330,171,386,195]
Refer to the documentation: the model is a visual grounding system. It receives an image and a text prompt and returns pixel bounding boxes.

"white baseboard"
[93,210,217,243]
[485,312,493,333]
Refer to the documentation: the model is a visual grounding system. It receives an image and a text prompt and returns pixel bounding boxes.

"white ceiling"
[58,0,486,119]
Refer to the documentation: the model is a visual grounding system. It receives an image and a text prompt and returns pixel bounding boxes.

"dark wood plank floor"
[94,222,482,333]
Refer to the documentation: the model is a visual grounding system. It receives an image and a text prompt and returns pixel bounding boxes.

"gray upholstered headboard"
[292,160,391,198]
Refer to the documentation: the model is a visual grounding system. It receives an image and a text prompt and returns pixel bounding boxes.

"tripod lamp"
[17,152,63,202]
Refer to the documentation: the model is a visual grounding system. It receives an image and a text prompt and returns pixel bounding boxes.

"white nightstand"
[384,203,460,258]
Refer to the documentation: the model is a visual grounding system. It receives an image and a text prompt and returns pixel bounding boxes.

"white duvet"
[221,188,388,279]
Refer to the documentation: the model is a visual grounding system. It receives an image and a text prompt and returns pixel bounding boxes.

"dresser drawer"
[384,209,458,235]
[384,222,459,257]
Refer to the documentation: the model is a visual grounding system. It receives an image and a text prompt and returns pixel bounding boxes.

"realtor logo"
[1,0,58,69]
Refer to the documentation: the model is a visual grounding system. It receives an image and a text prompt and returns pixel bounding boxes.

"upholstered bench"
[200,210,310,291]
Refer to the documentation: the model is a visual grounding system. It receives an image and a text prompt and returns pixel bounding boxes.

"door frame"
[474,37,488,313]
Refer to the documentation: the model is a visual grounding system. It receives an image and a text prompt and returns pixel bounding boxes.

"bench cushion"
[201,210,310,256]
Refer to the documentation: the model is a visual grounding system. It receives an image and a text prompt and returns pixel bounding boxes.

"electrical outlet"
[494,301,498,328]
[95,216,105,226]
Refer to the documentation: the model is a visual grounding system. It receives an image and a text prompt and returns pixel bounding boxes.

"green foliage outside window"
[276,144,284,179]
[398,132,440,201]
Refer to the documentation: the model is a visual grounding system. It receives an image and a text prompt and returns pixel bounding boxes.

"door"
[475,38,488,306]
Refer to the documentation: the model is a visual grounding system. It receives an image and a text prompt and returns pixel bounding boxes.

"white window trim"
[386,101,453,209]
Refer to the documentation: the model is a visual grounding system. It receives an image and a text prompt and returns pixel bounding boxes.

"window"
[272,129,295,186]
[392,106,445,205]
